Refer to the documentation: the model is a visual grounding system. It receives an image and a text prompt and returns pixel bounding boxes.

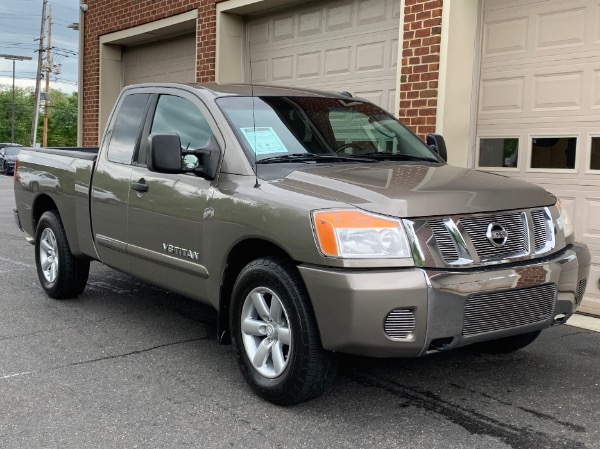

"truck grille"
[530,209,548,252]
[384,309,415,339]
[461,212,529,261]
[463,284,556,336]
[429,208,552,265]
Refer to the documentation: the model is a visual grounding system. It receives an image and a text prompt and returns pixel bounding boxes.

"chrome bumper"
[299,243,590,358]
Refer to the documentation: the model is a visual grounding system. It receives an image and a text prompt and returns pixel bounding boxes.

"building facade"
[79,0,600,314]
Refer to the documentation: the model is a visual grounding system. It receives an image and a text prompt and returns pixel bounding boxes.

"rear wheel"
[473,330,542,354]
[35,210,90,299]
[230,257,338,405]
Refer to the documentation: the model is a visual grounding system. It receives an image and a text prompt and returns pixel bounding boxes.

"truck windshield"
[5,147,21,156]
[216,96,439,164]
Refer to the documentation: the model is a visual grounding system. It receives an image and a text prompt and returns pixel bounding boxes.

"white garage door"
[476,0,600,314]
[123,34,196,85]
[245,0,401,113]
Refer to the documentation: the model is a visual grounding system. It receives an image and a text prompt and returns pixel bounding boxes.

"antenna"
[248,39,259,188]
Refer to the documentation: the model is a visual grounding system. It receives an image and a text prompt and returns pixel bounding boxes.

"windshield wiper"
[359,152,439,163]
[256,153,377,164]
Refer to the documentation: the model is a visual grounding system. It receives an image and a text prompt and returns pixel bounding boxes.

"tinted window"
[531,137,576,169]
[107,94,150,165]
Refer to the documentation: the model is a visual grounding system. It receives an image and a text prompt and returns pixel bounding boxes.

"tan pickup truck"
[13,83,590,405]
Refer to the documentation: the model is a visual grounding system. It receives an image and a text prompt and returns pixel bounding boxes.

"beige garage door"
[246,0,401,113]
[123,34,196,85]
[476,0,600,314]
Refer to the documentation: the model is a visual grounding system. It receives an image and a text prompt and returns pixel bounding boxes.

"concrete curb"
[566,313,600,332]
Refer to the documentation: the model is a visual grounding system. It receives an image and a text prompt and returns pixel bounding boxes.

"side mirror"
[147,133,184,173]
[426,133,447,162]
[190,135,221,181]
[147,133,222,180]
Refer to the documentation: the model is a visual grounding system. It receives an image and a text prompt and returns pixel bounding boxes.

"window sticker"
[240,127,288,155]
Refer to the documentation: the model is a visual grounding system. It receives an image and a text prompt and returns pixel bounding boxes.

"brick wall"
[399,0,443,139]
[82,0,219,145]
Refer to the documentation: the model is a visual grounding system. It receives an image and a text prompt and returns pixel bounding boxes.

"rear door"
[91,91,151,272]
[126,89,219,300]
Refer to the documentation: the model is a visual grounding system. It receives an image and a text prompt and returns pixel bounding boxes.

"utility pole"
[43,6,52,147]
[31,0,48,146]
[0,54,32,143]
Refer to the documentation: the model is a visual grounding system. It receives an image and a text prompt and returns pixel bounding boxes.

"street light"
[0,54,33,143]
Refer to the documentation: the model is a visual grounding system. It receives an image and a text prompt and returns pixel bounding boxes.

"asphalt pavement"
[1,174,599,449]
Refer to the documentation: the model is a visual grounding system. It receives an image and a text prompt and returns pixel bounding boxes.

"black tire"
[230,257,338,405]
[472,330,542,354]
[35,210,90,299]
[2,162,7,175]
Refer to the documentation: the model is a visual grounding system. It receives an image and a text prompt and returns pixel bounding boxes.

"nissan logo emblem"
[486,222,508,247]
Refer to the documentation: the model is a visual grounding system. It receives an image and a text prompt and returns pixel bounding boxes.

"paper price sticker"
[241,127,288,155]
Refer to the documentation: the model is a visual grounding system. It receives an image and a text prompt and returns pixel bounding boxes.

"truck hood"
[274,164,555,217]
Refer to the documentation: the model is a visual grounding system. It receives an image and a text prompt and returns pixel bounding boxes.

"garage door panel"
[247,0,399,112]
[478,0,600,313]
[123,34,196,86]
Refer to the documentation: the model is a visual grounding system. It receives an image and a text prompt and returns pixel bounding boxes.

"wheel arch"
[32,194,58,232]
[217,238,295,345]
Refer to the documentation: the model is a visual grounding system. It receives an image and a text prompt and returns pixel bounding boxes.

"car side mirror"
[188,135,221,181]
[426,133,447,162]
[147,133,184,173]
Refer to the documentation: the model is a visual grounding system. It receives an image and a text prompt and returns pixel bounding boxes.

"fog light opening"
[428,337,454,352]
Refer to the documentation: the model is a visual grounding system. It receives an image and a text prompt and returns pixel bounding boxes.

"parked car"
[0,144,22,175]
[13,83,591,405]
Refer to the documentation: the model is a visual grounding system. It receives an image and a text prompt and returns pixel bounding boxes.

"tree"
[0,86,35,145]
[46,90,77,147]
[0,85,77,147]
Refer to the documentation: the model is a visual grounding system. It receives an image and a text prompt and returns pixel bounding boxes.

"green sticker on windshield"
[241,127,288,155]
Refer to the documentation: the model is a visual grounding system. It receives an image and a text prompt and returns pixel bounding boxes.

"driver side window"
[145,95,213,168]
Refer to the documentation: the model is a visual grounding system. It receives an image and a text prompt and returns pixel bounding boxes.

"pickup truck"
[13,83,590,405]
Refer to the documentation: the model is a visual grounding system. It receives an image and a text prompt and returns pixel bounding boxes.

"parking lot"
[1,173,599,449]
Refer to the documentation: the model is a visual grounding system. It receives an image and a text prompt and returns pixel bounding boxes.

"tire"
[230,257,338,405]
[31,181,39,192]
[35,210,90,299]
[2,162,7,175]
[472,330,542,354]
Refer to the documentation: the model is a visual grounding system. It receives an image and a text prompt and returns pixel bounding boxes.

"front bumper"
[299,243,590,357]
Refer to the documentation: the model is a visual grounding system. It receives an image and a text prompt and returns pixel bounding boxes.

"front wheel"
[472,330,542,354]
[230,257,338,405]
[35,210,90,299]
[2,162,7,175]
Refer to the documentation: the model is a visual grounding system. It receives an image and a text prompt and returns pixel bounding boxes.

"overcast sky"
[0,0,79,93]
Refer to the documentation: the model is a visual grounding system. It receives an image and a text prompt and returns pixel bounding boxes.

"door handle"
[130,180,148,192]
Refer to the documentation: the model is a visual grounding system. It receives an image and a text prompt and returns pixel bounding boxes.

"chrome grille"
[531,209,548,252]
[461,213,529,261]
[463,284,556,336]
[384,309,415,339]
[429,220,459,261]
[576,279,587,305]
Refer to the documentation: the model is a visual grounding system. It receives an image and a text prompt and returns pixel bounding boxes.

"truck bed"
[14,147,100,259]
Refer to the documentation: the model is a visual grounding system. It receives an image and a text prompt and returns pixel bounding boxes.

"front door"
[127,91,218,300]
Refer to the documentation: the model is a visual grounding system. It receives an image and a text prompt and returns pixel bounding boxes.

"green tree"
[0,85,78,147]
[0,85,35,145]
[46,90,77,147]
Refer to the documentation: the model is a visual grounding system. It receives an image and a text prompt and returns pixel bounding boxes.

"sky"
[0,0,79,94]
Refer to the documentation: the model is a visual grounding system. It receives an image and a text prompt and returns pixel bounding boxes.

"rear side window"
[107,93,150,165]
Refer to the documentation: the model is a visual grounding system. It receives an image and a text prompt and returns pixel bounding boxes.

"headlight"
[311,209,412,259]
[555,198,574,238]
